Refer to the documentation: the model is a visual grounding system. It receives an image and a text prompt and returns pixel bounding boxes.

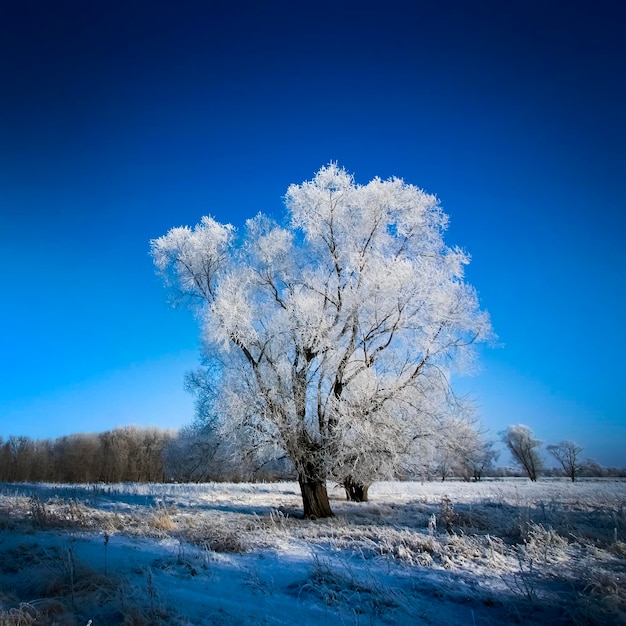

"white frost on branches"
[151,164,493,502]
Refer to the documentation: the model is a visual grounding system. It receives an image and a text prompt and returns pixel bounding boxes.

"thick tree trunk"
[342,476,369,502]
[298,476,334,518]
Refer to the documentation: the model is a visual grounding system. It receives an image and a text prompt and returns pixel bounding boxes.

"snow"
[0,479,624,625]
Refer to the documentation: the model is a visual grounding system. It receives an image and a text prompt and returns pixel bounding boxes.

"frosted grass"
[0,478,624,624]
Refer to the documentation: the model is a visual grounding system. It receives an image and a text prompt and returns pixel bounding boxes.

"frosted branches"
[151,164,493,514]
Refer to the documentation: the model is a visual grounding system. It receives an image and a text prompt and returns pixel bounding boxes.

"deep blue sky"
[1,1,624,466]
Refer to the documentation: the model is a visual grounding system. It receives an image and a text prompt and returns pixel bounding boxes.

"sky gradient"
[1,1,625,466]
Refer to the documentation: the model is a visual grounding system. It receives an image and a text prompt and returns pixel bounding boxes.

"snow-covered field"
[0,479,624,625]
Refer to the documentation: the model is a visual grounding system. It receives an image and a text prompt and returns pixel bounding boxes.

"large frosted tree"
[151,164,492,517]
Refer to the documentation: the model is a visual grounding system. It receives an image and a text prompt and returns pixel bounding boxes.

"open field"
[0,479,624,625]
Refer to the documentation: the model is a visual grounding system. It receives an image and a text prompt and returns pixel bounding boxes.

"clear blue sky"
[1,1,624,466]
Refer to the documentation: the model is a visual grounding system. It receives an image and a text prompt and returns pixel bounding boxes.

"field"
[0,479,624,625]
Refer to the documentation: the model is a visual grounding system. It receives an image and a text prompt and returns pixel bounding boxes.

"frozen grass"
[0,479,624,624]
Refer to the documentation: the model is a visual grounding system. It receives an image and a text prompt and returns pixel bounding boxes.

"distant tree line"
[0,425,294,484]
[487,464,626,479]
[499,424,626,481]
[1,423,623,484]
[0,427,174,483]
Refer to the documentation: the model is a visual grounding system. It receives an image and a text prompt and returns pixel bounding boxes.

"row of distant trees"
[499,424,621,481]
[0,427,175,483]
[0,425,284,484]
[0,420,492,484]
[164,413,501,486]
[2,422,621,485]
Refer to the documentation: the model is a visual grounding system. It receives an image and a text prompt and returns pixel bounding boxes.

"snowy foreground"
[0,480,624,625]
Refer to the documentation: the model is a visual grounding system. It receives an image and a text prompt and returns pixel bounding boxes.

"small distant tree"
[463,438,498,481]
[429,407,498,482]
[501,425,543,481]
[579,458,605,478]
[547,440,583,482]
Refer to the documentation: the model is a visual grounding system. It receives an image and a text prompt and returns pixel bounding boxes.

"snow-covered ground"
[0,479,624,625]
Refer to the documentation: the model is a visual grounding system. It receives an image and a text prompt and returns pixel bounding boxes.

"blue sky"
[1,1,624,466]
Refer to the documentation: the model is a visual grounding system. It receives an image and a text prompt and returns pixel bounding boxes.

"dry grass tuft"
[178,517,248,553]
[148,504,177,532]
[0,603,40,626]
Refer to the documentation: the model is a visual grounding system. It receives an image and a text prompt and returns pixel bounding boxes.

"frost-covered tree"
[163,369,255,482]
[547,440,583,482]
[501,424,543,481]
[429,410,497,481]
[151,164,492,517]
[579,458,605,478]
[163,369,227,481]
[463,437,499,481]
[163,424,222,482]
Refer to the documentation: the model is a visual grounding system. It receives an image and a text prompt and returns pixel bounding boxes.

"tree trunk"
[298,476,334,518]
[343,475,369,502]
